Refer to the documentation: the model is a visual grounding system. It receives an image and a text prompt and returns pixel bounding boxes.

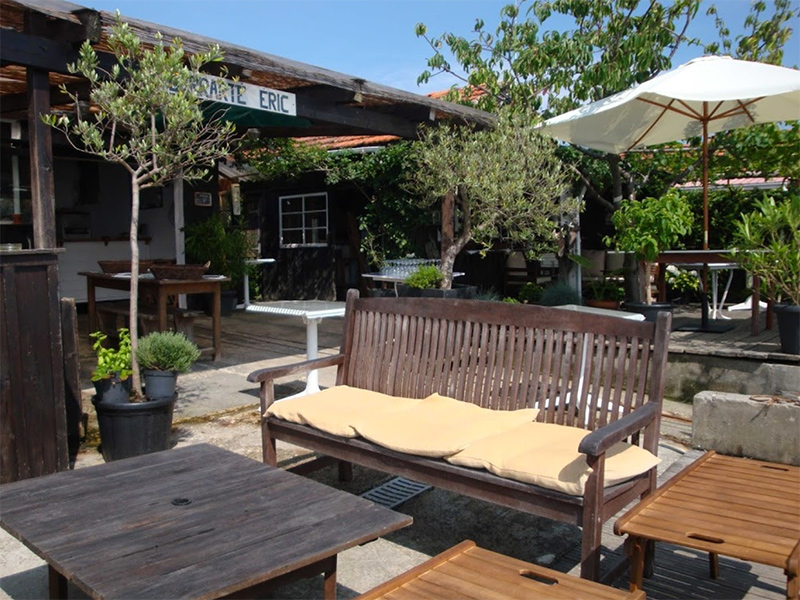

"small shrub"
[518,282,544,304]
[475,288,502,302]
[404,264,443,289]
[136,331,200,373]
[539,281,582,306]
[502,297,520,303]
[90,329,132,381]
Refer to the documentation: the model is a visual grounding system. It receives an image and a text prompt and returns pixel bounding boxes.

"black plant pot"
[624,302,673,323]
[93,394,177,462]
[774,303,800,355]
[143,369,178,400]
[93,374,132,404]
[220,289,238,316]
[395,284,478,299]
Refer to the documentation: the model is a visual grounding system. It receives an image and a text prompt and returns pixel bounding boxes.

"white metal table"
[242,258,276,308]
[245,300,346,397]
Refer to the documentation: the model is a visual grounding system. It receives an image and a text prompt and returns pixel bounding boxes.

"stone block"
[692,390,800,466]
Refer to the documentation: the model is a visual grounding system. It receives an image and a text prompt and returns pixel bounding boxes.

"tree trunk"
[129,179,141,396]
[624,253,650,305]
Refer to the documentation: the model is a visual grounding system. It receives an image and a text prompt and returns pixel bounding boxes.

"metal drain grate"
[360,477,432,509]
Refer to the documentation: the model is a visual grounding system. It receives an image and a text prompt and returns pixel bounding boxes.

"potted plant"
[604,191,694,321]
[90,330,192,463]
[90,329,133,404]
[731,194,800,354]
[396,264,477,299]
[184,213,257,315]
[136,331,201,400]
[583,278,625,310]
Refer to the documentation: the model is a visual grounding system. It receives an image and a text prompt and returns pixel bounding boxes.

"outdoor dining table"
[0,443,412,600]
[80,271,227,360]
[245,300,346,397]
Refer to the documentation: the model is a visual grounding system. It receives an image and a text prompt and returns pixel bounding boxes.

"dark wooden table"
[615,451,800,600]
[79,272,227,360]
[0,444,412,599]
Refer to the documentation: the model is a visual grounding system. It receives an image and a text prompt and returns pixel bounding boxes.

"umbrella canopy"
[540,55,800,248]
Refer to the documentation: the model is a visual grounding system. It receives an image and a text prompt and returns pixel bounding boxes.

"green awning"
[203,102,311,129]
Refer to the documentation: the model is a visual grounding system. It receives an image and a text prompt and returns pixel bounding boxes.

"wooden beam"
[0,29,114,74]
[295,94,421,139]
[0,84,88,115]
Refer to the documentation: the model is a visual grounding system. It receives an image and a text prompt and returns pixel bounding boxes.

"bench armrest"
[578,402,660,458]
[247,354,345,384]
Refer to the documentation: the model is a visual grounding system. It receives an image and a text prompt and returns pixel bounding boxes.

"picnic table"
[0,444,411,600]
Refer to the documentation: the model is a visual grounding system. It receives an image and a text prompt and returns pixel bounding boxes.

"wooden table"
[80,272,227,360]
[615,451,800,599]
[0,444,412,600]
[356,540,645,600]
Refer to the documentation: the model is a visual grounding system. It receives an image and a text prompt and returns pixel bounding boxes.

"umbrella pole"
[701,104,710,299]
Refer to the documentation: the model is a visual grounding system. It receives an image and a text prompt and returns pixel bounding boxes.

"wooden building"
[0,0,494,480]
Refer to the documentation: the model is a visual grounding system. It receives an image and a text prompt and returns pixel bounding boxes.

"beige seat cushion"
[354,393,539,458]
[447,421,660,496]
[266,385,421,438]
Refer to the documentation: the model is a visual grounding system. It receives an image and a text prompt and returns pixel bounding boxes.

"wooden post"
[27,14,57,249]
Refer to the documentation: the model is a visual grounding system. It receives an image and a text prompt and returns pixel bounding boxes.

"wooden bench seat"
[248,289,672,582]
[96,301,203,341]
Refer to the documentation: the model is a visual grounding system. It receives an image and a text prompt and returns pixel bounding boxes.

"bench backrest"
[338,289,671,433]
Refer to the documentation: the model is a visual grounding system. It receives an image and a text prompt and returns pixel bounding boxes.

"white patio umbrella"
[540,55,800,249]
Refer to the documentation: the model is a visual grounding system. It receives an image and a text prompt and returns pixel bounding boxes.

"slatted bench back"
[338,290,671,432]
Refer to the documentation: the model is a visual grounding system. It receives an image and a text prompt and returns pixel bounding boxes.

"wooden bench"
[96,301,203,341]
[248,289,672,581]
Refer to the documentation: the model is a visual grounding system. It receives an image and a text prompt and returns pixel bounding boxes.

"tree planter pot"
[92,394,176,462]
[143,369,178,400]
[92,375,132,404]
[774,304,800,355]
[624,302,673,322]
[585,299,620,310]
[395,284,478,299]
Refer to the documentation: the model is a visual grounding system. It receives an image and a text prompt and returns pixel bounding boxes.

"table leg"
[717,269,734,320]
[323,555,337,600]
[709,551,720,579]
[243,271,250,308]
[212,287,222,361]
[48,565,67,599]
[303,317,322,394]
[787,569,798,600]
[629,536,646,592]
[86,279,96,337]
[157,288,169,332]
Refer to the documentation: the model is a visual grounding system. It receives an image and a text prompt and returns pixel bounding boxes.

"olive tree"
[45,16,237,396]
[406,106,576,288]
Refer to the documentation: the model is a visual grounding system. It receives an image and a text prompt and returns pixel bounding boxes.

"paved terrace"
[0,302,794,599]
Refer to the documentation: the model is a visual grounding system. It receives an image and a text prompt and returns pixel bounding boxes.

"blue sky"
[85,0,799,95]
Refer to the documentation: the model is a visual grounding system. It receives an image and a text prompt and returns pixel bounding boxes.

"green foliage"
[90,329,132,382]
[240,138,328,182]
[731,194,800,305]
[136,331,200,373]
[404,265,444,289]
[604,191,693,262]
[539,281,582,306]
[416,0,799,212]
[584,279,625,301]
[518,282,544,304]
[664,266,701,294]
[407,106,574,286]
[184,214,256,291]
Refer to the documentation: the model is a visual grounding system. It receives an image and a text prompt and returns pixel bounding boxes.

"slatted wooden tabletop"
[615,451,800,599]
[356,540,645,600]
[0,444,412,599]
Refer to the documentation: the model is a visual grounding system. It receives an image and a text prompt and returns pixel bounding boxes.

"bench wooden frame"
[248,289,672,581]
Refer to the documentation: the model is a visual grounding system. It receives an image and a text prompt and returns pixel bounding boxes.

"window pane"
[304,212,327,229]
[282,213,303,229]
[282,197,303,212]
[305,194,326,212]
[309,228,327,244]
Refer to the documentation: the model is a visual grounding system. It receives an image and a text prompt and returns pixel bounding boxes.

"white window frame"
[278,192,329,248]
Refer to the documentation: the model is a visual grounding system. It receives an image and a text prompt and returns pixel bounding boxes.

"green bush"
[403,265,443,289]
[90,329,132,381]
[539,281,582,306]
[136,331,200,373]
[584,279,625,301]
[518,282,544,304]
